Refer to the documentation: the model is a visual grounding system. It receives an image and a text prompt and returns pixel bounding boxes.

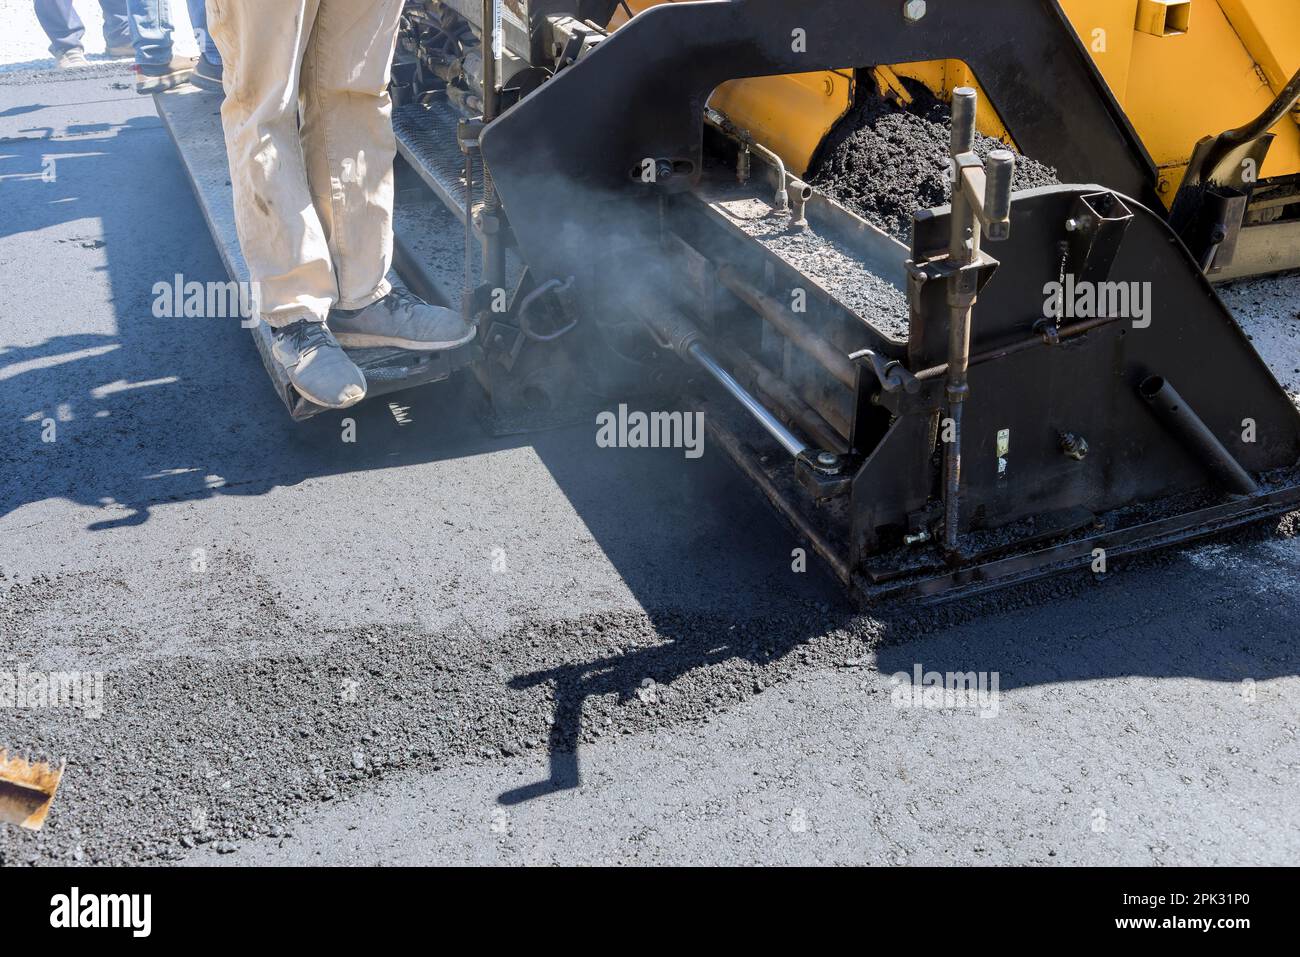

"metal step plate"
[393,97,477,224]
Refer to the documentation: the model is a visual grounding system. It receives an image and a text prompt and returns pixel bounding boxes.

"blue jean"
[126,0,220,66]
[35,0,130,55]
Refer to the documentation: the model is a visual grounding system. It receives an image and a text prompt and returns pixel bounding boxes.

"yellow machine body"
[613,0,1300,205]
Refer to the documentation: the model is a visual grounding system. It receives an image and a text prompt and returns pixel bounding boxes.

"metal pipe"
[912,315,1120,382]
[941,87,980,553]
[688,342,808,457]
[478,0,505,290]
[627,298,811,458]
[480,0,498,121]
[716,264,857,390]
[715,340,849,454]
[705,108,788,212]
[1139,376,1258,496]
[462,142,475,321]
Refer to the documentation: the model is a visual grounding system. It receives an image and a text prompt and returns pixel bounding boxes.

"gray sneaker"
[329,291,476,351]
[271,319,367,409]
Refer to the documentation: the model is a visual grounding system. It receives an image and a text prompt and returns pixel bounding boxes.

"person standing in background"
[128,0,223,94]
[34,0,132,68]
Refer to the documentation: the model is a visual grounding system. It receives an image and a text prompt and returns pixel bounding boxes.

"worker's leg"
[300,0,475,352]
[209,0,366,408]
[126,0,196,93]
[124,0,174,66]
[299,0,403,311]
[99,0,133,53]
[208,0,335,326]
[184,0,220,65]
[34,0,86,57]
[185,0,224,93]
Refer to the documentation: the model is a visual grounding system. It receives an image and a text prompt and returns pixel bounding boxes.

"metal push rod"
[690,342,808,458]
[940,88,1015,554]
[630,301,810,458]
[478,0,505,289]
[941,88,980,554]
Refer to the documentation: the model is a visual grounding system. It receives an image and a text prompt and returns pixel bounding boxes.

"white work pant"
[209,0,404,327]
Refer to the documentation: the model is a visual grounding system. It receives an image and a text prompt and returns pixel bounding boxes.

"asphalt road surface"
[1,71,1298,867]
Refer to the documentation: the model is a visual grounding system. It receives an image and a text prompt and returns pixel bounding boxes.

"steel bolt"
[903,0,927,22]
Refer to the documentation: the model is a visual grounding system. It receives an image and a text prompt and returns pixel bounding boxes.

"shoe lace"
[286,320,332,358]
[384,289,422,317]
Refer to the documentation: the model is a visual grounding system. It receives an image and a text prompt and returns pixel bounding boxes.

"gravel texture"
[5,518,1296,865]
[811,81,1061,242]
[717,196,909,340]
[1217,272,1300,403]
[1,534,1264,866]
[209,534,1300,867]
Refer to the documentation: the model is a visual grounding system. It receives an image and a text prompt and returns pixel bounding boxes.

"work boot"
[135,55,196,94]
[189,56,224,95]
[55,49,88,69]
[270,319,368,409]
[328,290,476,351]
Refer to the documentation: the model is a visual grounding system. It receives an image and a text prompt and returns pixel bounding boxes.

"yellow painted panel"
[709,71,852,176]
[1218,0,1300,93]
[1060,0,1140,101]
[1124,0,1300,193]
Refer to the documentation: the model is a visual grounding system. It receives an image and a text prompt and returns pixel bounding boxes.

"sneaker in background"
[135,55,197,94]
[189,56,224,95]
[55,49,89,69]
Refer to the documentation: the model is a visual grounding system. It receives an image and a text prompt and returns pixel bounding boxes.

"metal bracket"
[852,348,921,394]
[1064,190,1135,280]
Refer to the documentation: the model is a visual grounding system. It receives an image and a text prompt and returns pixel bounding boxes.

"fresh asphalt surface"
[2,72,1299,867]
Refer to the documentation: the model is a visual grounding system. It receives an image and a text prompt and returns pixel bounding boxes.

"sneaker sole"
[137,70,193,94]
[274,349,368,409]
[189,73,225,94]
[332,330,477,351]
[290,378,367,410]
